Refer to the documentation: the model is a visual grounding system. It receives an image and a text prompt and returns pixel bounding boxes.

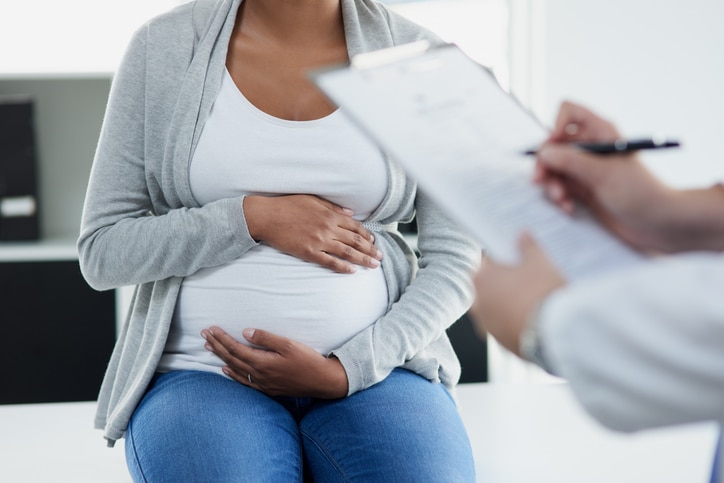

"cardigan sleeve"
[537,252,724,432]
[332,190,481,394]
[77,20,258,291]
[329,0,481,394]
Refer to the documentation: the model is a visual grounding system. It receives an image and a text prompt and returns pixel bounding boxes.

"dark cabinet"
[0,259,115,404]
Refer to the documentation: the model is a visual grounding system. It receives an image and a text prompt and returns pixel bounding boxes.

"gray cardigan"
[78,0,480,445]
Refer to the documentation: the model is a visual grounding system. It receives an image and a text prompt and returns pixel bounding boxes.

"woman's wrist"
[243,195,271,242]
[318,355,349,399]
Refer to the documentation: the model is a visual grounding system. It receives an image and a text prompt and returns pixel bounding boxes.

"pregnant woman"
[78,0,481,480]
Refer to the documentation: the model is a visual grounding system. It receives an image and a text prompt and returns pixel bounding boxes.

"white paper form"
[312,43,645,281]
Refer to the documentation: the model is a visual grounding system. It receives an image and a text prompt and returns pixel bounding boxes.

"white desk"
[456,383,718,483]
[0,400,129,482]
[0,382,717,482]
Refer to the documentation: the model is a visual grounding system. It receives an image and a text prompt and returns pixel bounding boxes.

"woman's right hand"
[243,194,383,273]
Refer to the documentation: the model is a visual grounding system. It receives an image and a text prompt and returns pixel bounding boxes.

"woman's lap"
[125,369,475,482]
[301,368,476,482]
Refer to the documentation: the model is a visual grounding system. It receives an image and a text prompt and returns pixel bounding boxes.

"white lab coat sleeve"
[538,252,724,432]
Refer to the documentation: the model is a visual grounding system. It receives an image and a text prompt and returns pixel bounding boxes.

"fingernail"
[376,249,383,260]
[200,330,208,340]
[547,183,563,200]
[370,258,380,268]
[342,208,354,215]
[204,343,212,351]
[242,328,255,339]
[537,146,552,162]
[564,123,579,135]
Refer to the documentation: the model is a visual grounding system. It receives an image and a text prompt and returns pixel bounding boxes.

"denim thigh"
[300,369,476,482]
[125,370,303,483]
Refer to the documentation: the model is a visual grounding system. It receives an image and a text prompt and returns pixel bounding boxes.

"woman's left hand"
[201,327,349,398]
[469,232,566,356]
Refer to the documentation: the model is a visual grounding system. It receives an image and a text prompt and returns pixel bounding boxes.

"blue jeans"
[125,369,476,482]
[711,428,722,483]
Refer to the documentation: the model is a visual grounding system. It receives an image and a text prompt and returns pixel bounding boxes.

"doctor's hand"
[201,326,349,399]
[469,233,565,356]
[533,101,676,253]
[243,194,383,274]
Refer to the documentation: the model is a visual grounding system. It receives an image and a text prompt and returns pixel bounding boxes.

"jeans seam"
[301,429,351,483]
[127,419,149,483]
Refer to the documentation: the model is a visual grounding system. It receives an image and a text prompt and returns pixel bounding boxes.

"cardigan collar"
[173,0,407,217]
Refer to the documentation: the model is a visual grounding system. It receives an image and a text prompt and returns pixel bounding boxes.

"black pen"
[524,138,680,156]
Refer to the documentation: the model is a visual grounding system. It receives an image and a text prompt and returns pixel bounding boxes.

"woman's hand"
[244,194,382,274]
[201,327,349,398]
[469,232,565,356]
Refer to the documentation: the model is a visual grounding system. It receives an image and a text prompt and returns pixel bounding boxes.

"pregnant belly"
[162,244,388,372]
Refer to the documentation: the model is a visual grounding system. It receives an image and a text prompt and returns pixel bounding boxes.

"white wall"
[514,0,724,188]
[1,1,186,75]
[389,0,509,85]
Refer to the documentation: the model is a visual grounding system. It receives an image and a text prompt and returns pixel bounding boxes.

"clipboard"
[311,42,645,280]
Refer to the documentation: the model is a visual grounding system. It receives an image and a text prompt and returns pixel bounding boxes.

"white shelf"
[0,76,112,244]
[0,239,78,262]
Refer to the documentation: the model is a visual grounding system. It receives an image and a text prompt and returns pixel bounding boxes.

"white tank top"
[158,69,389,375]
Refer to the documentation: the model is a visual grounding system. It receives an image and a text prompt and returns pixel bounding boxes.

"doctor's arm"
[470,100,724,431]
[536,254,724,431]
[471,239,724,432]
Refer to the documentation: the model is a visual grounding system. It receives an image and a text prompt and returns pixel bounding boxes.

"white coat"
[537,252,724,481]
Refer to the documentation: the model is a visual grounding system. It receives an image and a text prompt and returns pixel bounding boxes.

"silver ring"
[247,373,253,384]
